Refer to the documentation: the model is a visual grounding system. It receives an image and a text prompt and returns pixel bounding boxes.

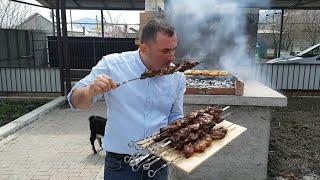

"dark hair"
[141,19,175,43]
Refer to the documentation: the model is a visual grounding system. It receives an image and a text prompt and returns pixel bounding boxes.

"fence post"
[60,0,72,95]
[55,0,65,96]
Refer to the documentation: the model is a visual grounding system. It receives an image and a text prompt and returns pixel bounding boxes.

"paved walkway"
[0,102,107,180]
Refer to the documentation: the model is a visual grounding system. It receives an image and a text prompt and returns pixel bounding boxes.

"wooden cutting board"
[138,120,247,173]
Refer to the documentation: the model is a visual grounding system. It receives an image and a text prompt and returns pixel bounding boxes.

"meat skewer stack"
[152,106,228,158]
[123,106,238,177]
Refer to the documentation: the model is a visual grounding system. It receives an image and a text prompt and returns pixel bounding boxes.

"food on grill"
[184,70,230,77]
[141,61,199,79]
[186,78,235,88]
[153,106,229,158]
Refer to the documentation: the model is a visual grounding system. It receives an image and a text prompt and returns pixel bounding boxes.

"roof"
[34,0,320,10]
[35,0,145,10]
[17,13,51,28]
[17,13,83,32]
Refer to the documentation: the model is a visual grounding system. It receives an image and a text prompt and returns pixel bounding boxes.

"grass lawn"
[0,100,49,127]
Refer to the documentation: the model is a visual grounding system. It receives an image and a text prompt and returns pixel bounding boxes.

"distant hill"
[73,17,101,30]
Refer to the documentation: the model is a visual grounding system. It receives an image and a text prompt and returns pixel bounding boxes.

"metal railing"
[0,67,61,93]
[255,63,320,90]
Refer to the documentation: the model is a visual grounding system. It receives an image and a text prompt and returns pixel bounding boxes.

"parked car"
[266,43,320,64]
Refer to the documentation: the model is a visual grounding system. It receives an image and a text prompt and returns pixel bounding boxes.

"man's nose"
[168,52,175,61]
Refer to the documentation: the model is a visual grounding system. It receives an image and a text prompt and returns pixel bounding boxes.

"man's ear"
[140,43,148,55]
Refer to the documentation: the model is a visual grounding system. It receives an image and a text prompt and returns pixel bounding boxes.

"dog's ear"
[89,116,94,121]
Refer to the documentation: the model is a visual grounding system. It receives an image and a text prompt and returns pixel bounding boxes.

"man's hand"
[70,75,117,110]
[88,75,118,97]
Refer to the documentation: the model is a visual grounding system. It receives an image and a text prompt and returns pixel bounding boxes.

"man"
[67,19,186,180]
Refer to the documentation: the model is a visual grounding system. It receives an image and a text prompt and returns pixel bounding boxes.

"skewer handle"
[148,163,167,177]
[143,157,160,170]
[147,155,182,177]
[124,156,132,163]
[131,155,156,171]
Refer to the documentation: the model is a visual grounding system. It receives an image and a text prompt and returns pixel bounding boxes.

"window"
[300,45,320,57]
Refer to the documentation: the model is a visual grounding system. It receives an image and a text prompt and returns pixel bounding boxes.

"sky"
[23,0,141,24]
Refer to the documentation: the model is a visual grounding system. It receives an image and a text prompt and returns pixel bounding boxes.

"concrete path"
[0,102,107,180]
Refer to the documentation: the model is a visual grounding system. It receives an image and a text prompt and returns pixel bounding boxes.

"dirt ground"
[268,97,320,179]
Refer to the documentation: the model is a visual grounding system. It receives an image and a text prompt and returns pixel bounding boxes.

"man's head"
[140,19,177,70]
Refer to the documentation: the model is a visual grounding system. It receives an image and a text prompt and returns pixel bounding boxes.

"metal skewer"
[222,106,230,111]
[143,157,161,170]
[147,155,182,177]
[221,112,232,119]
[116,77,140,87]
[130,139,173,166]
[127,138,170,166]
[131,155,156,171]
[131,138,175,170]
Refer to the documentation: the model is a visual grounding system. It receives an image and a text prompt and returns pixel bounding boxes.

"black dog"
[89,116,107,154]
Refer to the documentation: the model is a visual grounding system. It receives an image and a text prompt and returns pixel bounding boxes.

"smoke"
[168,0,269,79]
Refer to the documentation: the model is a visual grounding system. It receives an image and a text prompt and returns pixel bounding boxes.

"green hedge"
[0,100,49,127]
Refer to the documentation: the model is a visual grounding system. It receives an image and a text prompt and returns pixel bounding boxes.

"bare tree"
[104,10,122,37]
[0,0,34,29]
[304,10,320,46]
[281,10,300,53]
[264,10,281,58]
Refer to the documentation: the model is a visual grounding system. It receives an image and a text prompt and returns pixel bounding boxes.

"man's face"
[144,32,177,70]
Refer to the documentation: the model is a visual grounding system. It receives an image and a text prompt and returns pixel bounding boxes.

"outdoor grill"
[184,71,244,96]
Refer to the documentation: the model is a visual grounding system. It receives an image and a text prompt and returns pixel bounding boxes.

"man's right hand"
[70,75,117,110]
[88,75,118,97]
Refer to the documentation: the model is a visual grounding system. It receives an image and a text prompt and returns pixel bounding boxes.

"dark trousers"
[104,152,169,180]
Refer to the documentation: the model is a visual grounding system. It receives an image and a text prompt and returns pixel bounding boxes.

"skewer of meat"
[181,127,228,158]
[140,61,200,79]
[154,106,225,142]
[116,61,199,87]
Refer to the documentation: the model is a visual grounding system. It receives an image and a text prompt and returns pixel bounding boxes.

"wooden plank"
[266,64,273,87]
[304,65,311,90]
[271,65,278,89]
[282,65,289,89]
[309,65,316,90]
[55,69,61,92]
[11,68,17,91]
[20,68,27,91]
[40,68,46,92]
[276,64,284,89]
[139,120,246,173]
[254,64,262,82]
[315,65,320,89]
[30,69,36,92]
[292,65,299,90]
[260,64,267,85]
[6,68,12,91]
[25,68,31,92]
[287,65,294,90]
[0,68,7,91]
